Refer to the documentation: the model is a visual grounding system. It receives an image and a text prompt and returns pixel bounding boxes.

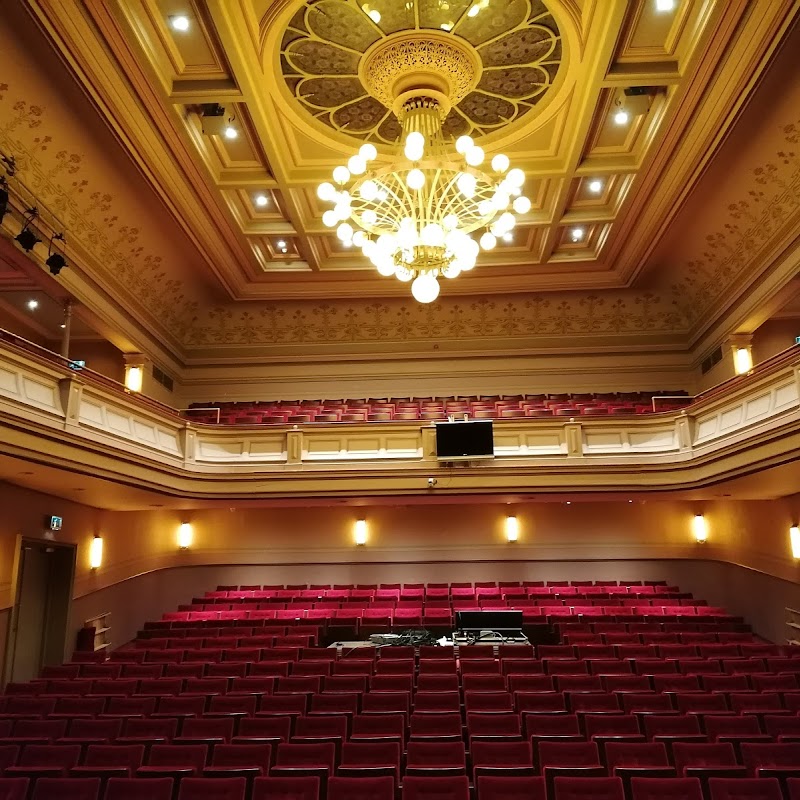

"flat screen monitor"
[435,420,494,460]
[455,609,524,633]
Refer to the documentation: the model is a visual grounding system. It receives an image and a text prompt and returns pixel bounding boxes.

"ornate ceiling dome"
[280,0,563,144]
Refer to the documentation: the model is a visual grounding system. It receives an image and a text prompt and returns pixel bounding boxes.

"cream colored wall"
[752,319,800,365]
[180,351,695,405]
[62,341,125,384]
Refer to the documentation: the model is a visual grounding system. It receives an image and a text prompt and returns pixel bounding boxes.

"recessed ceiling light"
[363,4,381,23]
[571,227,584,242]
[566,501,571,505]
[255,194,269,207]
[60,324,66,329]
[588,179,603,193]
[655,0,676,11]
[224,125,238,140]
[26,299,39,311]
[502,232,514,242]
[614,108,630,125]
[276,240,286,250]
[170,15,190,31]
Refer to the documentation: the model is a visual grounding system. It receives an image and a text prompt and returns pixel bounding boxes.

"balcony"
[1,333,799,499]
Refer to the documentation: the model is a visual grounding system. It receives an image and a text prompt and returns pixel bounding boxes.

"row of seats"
[210,581,679,589]
[5,580,784,800]
[2,775,800,800]
[185,393,692,425]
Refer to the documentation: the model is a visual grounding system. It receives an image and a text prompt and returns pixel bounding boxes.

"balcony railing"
[1,330,798,496]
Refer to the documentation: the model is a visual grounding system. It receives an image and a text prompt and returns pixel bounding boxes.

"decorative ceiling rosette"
[280,0,563,143]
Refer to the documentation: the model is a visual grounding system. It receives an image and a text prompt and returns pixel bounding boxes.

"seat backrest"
[147,744,208,773]
[252,777,320,800]
[85,745,145,771]
[328,777,395,800]
[176,778,246,800]
[31,778,100,800]
[401,776,470,800]
[474,776,546,800]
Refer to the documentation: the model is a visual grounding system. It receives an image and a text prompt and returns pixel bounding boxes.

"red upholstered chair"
[328,777,395,800]
[176,778,246,800]
[252,776,320,800]
[707,778,783,800]
[405,741,467,776]
[552,777,624,800]
[475,776,546,800]
[471,741,534,779]
[401,776,469,800]
[0,780,29,800]
[672,742,746,780]
[630,777,703,800]
[337,741,401,780]
[32,778,101,800]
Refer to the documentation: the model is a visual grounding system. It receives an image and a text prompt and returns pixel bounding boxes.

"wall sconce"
[692,514,708,543]
[505,515,519,543]
[354,519,368,546]
[177,522,193,550]
[89,536,103,569]
[124,365,143,392]
[733,346,753,375]
[790,526,800,559]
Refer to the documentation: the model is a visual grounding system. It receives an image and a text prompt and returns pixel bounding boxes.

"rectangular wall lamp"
[177,522,193,549]
[505,515,519,542]
[89,536,103,569]
[790,526,800,559]
[354,519,368,546]
[692,514,708,543]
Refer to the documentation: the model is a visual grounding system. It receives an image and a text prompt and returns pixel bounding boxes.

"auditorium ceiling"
[0,0,798,367]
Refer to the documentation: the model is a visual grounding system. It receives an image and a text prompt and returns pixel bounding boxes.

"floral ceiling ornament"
[280,0,563,143]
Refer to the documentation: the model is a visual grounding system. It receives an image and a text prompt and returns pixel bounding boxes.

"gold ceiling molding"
[279,0,563,144]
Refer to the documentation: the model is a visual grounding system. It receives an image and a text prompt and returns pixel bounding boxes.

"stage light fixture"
[0,181,8,223]
[46,232,67,275]
[15,207,40,252]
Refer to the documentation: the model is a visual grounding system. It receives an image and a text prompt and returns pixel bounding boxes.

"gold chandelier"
[317,33,529,304]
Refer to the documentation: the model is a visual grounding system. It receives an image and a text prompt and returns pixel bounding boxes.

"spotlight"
[46,233,67,275]
[46,253,67,275]
[655,0,676,10]
[614,108,630,125]
[26,299,39,311]
[224,125,238,140]
[255,194,269,207]
[0,181,8,223]
[571,227,584,242]
[588,179,603,193]
[15,227,40,252]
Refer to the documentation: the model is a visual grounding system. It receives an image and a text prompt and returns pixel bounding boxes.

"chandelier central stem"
[400,97,445,142]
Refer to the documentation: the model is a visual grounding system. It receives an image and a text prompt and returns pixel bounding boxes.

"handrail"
[687,343,800,412]
[0,328,183,421]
